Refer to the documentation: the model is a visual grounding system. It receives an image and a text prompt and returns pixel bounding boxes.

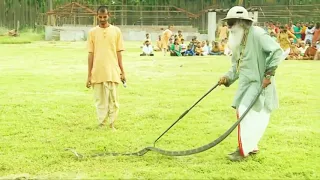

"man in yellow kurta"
[161,25,173,56]
[278,26,295,51]
[86,6,125,131]
[218,23,228,41]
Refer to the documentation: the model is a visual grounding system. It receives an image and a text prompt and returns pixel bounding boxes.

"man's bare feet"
[109,123,117,131]
[98,123,105,128]
[98,119,107,128]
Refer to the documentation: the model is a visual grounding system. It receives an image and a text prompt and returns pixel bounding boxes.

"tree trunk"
[201,0,205,32]
[50,0,54,25]
[121,0,124,25]
[0,0,4,27]
[239,0,244,6]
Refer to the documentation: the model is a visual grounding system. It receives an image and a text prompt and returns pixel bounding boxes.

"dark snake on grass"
[66,83,263,159]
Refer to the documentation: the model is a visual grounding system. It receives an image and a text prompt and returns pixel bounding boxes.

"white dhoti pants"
[93,82,119,125]
[237,104,271,156]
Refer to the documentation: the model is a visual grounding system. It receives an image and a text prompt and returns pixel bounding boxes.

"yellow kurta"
[160,29,172,49]
[278,32,295,50]
[219,26,228,40]
[87,25,124,84]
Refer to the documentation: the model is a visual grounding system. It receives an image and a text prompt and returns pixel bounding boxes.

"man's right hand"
[86,76,92,88]
[218,76,228,86]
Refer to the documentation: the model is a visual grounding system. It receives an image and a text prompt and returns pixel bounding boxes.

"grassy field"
[0,39,319,179]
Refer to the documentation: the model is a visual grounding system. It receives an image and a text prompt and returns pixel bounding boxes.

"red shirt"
[312,29,320,45]
[275,26,280,34]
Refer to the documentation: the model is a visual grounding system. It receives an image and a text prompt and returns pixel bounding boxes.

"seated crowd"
[140,21,320,60]
[265,21,320,60]
[140,31,230,57]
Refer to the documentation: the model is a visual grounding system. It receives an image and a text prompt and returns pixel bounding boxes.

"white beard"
[227,24,245,53]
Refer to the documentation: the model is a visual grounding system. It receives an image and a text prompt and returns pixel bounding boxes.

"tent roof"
[46,2,96,16]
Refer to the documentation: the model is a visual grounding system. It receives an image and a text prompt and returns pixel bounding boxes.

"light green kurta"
[224,26,283,113]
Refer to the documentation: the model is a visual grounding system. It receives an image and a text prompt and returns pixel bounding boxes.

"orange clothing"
[87,25,124,84]
[211,46,220,53]
[312,29,320,45]
[177,34,184,44]
[156,40,161,49]
[304,46,317,58]
[160,29,172,49]
[301,26,307,34]
[219,45,225,52]
[218,26,228,40]
[278,31,296,50]
[195,47,203,54]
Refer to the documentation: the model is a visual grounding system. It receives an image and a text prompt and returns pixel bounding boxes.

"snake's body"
[67,117,238,158]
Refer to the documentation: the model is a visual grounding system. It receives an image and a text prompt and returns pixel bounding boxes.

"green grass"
[0,28,44,44]
[0,41,319,179]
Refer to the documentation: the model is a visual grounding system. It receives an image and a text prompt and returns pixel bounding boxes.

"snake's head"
[65,148,84,160]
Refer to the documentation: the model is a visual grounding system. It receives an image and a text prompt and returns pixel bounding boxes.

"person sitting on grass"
[201,41,209,56]
[302,42,318,60]
[195,42,204,56]
[297,41,307,56]
[180,38,187,55]
[140,40,154,56]
[287,41,302,60]
[209,41,223,55]
[220,39,227,54]
[154,35,162,51]
[314,48,320,60]
[8,29,19,37]
[169,38,182,56]
[206,40,212,53]
[184,44,195,56]
[188,37,197,52]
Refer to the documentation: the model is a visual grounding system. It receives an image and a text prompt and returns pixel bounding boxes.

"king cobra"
[66,83,264,159]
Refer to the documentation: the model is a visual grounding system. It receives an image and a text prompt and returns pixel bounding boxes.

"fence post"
[208,11,216,42]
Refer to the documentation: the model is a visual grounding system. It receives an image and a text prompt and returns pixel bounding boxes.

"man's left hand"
[262,78,271,88]
[120,72,126,82]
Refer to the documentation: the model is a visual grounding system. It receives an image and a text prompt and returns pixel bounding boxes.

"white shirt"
[180,43,187,52]
[202,45,209,56]
[305,27,315,43]
[298,46,307,55]
[143,45,153,54]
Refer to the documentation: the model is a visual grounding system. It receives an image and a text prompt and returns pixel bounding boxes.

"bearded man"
[218,6,283,161]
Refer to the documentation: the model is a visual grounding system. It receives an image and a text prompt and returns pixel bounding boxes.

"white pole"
[208,11,216,42]
[248,12,253,19]
[253,11,259,23]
